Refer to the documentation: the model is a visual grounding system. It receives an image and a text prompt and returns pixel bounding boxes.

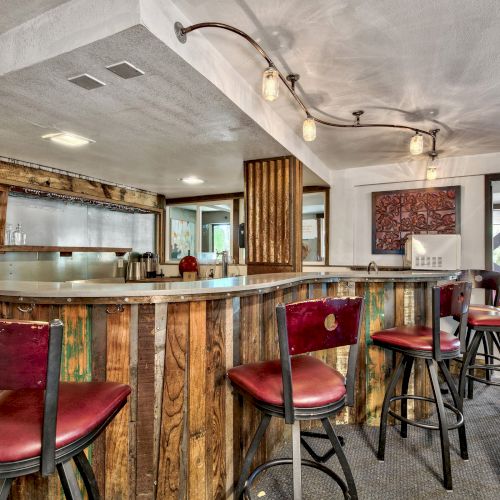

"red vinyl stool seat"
[466,305,500,327]
[0,319,131,500]
[371,326,460,354]
[228,355,346,408]
[0,382,130,463]
[372,282,471,491]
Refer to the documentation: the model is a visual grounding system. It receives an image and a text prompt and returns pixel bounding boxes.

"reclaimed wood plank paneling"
[188,301,207,500]
[91,305,108,495]
[239,295,264,470]
[136,304,156,499]
[206,300,227,500]
[0,160,161,210]
[153,303,167,498]
[157,303,189,499]
[105,306,131,500]
[364,283,388,426]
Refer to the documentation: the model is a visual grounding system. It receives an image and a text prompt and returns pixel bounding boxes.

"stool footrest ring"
[388,395,464,431]
[466,374,500,386]
[243,458,350,500]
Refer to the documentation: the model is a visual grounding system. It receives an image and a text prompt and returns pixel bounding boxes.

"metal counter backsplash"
[0,252,126,282]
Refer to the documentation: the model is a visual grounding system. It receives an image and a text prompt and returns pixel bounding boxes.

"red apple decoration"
[179,253,198,276]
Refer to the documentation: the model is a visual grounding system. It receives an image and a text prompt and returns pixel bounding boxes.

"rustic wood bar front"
[0,271,455,500]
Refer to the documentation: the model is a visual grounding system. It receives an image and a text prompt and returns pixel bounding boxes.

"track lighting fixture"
[175,21,441,156]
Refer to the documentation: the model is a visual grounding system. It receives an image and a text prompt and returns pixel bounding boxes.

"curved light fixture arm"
[175,21,438,144]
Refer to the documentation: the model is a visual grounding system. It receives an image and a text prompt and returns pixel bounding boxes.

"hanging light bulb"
[262,66,279,101]
[303,115,316,142]
[426,152,438,180]
[410,132,424,155]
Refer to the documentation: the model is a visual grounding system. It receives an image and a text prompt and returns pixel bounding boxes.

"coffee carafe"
[141,252,158,278]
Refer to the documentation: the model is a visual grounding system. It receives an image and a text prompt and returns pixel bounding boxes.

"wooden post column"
[244,155,303,275]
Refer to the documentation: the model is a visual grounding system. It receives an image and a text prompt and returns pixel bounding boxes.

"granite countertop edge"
[0,271,459,299]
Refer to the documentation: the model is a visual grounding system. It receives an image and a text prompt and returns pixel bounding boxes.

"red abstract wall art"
[372,186,461,254]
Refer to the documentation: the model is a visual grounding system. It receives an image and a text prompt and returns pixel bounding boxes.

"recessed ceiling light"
[67,73,106,90]
[179,176,204,185]
[42,132,95,147]
[106,61,145,79]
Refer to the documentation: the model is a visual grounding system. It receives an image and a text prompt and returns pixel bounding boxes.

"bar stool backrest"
[276,297,364,422]
[432,281,471,360]
[0,319,64,475]
[473,271,500,306]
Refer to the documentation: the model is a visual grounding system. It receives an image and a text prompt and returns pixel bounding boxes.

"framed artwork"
[372,186,461,254]
[170,219,195,259]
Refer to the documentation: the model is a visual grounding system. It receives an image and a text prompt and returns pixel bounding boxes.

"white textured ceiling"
[174,0,500,168]
[0,25,324,195]
[0,0,70,34]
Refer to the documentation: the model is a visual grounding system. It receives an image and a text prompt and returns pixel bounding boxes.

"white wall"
[329,152,500,268]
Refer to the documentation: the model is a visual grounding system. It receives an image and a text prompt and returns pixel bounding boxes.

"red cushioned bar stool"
[458,271,500,400]
[372,281,471,491]
[0,319,131,500]
[228,296,365,500]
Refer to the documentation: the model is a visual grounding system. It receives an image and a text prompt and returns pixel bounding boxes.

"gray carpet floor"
[247,383,499,499]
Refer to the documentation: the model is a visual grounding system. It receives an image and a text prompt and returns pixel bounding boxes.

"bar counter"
[1,271,456,500]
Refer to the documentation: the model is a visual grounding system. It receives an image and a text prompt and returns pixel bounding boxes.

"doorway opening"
[485,174,500,270]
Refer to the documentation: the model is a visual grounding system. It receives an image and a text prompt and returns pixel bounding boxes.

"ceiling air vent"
[67,73,106,90]
[106,61,145,79]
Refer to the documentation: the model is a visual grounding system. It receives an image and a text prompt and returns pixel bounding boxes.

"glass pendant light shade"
[410,132,424,155]
[303,116,316,141]
[426,165,437,180]
[262,66,279,101]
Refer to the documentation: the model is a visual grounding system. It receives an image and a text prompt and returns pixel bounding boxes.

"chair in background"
[228,296,365,500]
[0,319,131,500]
[458,270,500,399]
[371,281,471,491]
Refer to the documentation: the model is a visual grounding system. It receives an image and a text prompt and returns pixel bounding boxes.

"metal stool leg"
[57,460,84,500]
[438,361,468,460]
[0,479,12,500]
[74,451,101,500]
[322,417,358,500]
[291,420,302,500]
[427,359,452,490]
[482,335,492,382]
[459,333,482,400]
[377,355,407,461]
[235,414,271,499]
[467,331,483,399]
[400,356,414,438]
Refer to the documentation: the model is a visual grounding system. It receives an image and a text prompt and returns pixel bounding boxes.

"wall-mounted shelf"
[0,246,132,257]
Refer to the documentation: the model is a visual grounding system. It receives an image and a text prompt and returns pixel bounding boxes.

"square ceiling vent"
[68,73,106,90]
[67,73,106,90]
[106,61,144,79]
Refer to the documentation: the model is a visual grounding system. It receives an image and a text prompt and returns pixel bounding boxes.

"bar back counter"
[0,271,456,500]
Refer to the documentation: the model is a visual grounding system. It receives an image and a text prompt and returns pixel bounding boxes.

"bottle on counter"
[13,224,26,245]
[5,223,12,245]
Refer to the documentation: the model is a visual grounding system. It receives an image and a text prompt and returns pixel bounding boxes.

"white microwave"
[404,234,461,270]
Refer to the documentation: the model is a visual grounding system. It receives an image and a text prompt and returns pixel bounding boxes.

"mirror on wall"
[166,200,233,263]
[302,189,328,265]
